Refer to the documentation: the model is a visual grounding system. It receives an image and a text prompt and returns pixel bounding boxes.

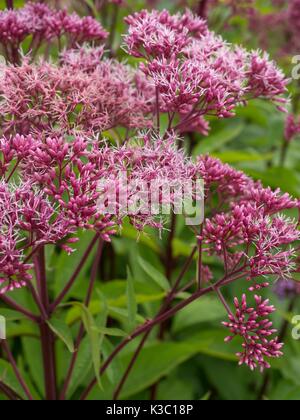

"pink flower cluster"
[124,9,208,59]
[0,58,154,136]
[96,132,198,230]
[231,0,300,57]
[124,9,288,135]
[223,295,283,372]
[0,2,107,63]
[60,45,105,72]
[274,278,300,300]
[196,155,299,368]
[0,6,297,375]
[0,133,119,293]
[0,130,200,291]
[284,114,300,143]
[200,156,299,288]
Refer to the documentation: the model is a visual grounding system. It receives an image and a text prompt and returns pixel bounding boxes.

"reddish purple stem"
[5,0,14,9]
[81,270,247,400]
[59,239,104,400]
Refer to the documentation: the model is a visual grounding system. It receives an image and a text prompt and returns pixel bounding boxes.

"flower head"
[125,10,288,135]
[223,294,283,372]
[62,14,108,45]
[0,3,108,63]
[284,114,300,143]
[60,45,105,72]
[0,59,154,136]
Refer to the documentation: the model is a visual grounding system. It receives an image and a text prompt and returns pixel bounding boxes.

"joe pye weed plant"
[0,0,299,401]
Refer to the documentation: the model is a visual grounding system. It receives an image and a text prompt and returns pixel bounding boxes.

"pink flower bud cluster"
[284,114,300,143]
[223,294,283,372]
[124,9,288,135]
[0,2,108,63]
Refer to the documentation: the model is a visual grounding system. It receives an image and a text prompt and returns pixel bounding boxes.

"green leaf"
[65,300,147,326]
[157,368,198,400]
[126,267,137,330]
[269,380,300,401]
[212,150,274,163]
[67,336,93,398]
[246,167,300,197]
[116,341,215,399]
[121,224,160,253]
[172,297,227,334]
[47,317,74,353]
[107,306,145,325]
[185,329,241,362]
[6,320,38,339]
[199,356,259,400]
[0,309,28,322]
[193,123,245,156]
[0,359,27,400]
[53,230,95,297]
[96,326,128,337]
[279,356,300,386]
[101,337,123,387]
[87,341,214,400]
[71,301,107,390]
[21,337,44,396]
[138,256,170,292]
[200,391,212,401]
[172,239,196,259]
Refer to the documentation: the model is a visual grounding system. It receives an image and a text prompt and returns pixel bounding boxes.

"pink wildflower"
[0,4,108,63]
[246,51,288,104]
[60,46,105,72]
[223,295,283,372]
[124,9,207,59]
[284,114,300,143]
[197,155,251,199]
[0,59,154,136]
[62,14,108,46]
[125,10,288,135]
